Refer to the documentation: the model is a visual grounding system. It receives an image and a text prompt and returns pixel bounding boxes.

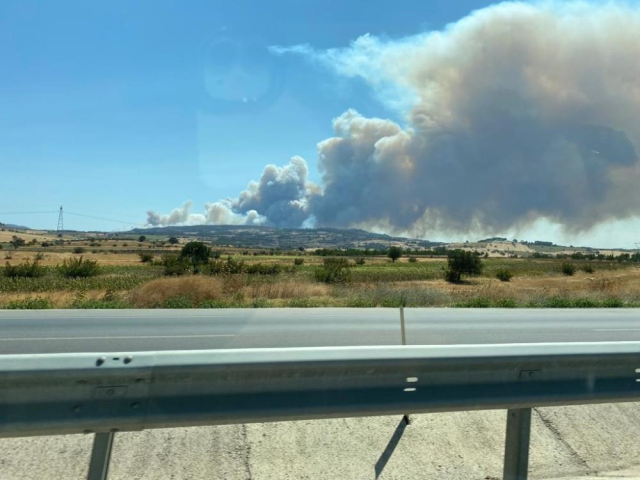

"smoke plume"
[147,2,640,236]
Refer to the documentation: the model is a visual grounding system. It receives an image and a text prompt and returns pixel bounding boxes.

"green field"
[1,252,639,309]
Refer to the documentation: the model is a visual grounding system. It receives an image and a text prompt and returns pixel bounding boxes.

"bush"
[4,297,52,309]
[57,257,100,278]
[207,256,246,275]
[355,257,366,266]
[168,236,179,245]
[138,253,154,263]
[315,258,351,284]
[408,256,417,263]
[445,249,483,283]
[34,252,45,261]
[457,297,492,308]
[294,258,304,266]
[138,235,147,242]
[582,264,595,274]
[496,269,514,282]
[163,296,194,309]
[73,247,86,254]
[561,263,576,276]
[246,263,281,275]
[161,254,191,276]
[4,259,45,278]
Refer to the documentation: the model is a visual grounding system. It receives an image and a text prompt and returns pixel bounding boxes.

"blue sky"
[0,0,495,232]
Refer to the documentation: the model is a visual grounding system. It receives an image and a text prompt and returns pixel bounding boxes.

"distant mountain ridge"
[129,225,443,250]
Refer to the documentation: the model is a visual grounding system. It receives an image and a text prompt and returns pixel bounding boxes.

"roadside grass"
[0,256,638,309]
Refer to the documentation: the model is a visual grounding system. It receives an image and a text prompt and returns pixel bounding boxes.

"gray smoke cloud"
[147,2,640,236]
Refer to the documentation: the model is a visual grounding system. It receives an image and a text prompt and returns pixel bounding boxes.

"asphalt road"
[1,308,639,354]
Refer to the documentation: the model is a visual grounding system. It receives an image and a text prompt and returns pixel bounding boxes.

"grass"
[0,254,639,309]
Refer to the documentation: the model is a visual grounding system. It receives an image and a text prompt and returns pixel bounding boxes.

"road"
[1,308,639,354]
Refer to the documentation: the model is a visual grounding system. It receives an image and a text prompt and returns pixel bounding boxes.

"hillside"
[129,225,443,250]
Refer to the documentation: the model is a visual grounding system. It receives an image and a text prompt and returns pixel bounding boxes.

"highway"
[1,308,639,354]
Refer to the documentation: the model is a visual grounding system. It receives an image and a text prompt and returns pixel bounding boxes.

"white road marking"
[0,334,236,342]
[593,329,640,332]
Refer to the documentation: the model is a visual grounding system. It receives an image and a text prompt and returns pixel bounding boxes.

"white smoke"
[149,2,640,237]
[145,201,206,227]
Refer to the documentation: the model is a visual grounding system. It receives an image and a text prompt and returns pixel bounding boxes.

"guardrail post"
[87,432,115,480]
[503,408,532,480]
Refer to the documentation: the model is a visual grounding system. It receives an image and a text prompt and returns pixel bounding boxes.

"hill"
[129,225,443,250]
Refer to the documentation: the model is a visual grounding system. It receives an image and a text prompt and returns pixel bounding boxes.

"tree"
[168,236,179,245]
[10,236,25,250]
[138,235,147,242]
[387,246,403,263]
[445,249,483,283]
[180,241,211,272]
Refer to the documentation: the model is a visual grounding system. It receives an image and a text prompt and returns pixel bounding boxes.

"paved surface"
[3,404,640,479]
[1,308,639,354]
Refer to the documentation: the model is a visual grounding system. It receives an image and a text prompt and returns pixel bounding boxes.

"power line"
[0,211,57,215]
[65,211,141,226]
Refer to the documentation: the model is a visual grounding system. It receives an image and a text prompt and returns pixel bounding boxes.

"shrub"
[130,276,224,308]
[602,298,624,308]
[58,257,100,278]
[355,257,366,266]
[582,264,595,274]
[294,258,304,266]
[168,236,179,245]
[494,298,518,308]
[163,296,194,309]
[138,253,154,263]
[408,256,417,263]
[445,249,483,283]
[287,298,321,308]
[315,258,351,284]
[34,252,45,261]
[73,247,86,254]
[161,254,191,276]
[5,297,52,309]
[542,296,573,308]
[561,263,576,276]
[207,256,246,275]
[496,269,514,282]
[457,297,492,308]
[138,235,147,242]
[246,263,281,275]
[572,297,600,308]
[4,259,45,278]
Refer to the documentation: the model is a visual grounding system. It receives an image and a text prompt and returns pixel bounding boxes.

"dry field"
[1,229,639,309]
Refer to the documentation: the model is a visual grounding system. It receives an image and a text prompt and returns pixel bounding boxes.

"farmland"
[1,228,639,309]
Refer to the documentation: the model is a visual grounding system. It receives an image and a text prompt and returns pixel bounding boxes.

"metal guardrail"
[2,342,640,479]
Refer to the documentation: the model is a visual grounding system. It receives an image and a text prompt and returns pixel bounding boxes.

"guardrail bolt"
[123,356,133,364]
[96,357,107,367]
